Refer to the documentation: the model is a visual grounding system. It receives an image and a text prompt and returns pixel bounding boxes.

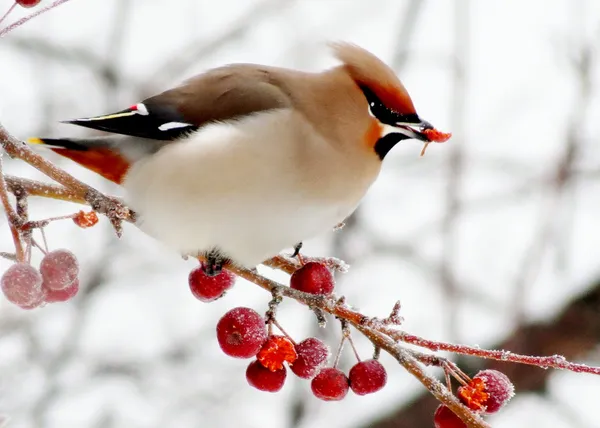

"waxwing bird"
[29,43,450,274]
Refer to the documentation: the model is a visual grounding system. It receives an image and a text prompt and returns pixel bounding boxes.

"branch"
[226,263,489,428]
[0,0,76,38]
[0,123,134,234]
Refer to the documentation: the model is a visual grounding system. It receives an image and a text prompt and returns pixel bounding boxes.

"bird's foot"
[291,242,303,258]
[202,249,229,276]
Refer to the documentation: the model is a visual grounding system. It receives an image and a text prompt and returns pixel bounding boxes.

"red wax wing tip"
[423,128,452,143]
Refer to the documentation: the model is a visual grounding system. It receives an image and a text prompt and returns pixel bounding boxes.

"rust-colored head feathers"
[330,42,416,116]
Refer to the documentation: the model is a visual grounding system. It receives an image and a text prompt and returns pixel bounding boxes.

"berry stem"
[40,227,48,253]
[373,346,381,360]
[332,336,346,369]
[271,319,296,345]
[0,3,16,28]
[341,319,361,362]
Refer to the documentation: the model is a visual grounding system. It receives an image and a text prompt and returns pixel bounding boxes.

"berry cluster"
[193,259,387,400]
[215,305,388,399]
[434,369,515,427]
[1,249,79,309]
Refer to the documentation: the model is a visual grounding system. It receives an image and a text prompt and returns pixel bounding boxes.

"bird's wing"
[65,65,293,141]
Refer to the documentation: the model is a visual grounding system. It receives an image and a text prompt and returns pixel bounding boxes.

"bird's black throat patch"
[374,133,410,160]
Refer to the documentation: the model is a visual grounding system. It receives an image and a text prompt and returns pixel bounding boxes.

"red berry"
[433,405,466,428]
[290,337,329,379]
[16,0,41,7]
[349,359,387,395]
[1,263,44,307]
[188,264,235,302]
[311,368,349,401]
[39,249,79,291]
[472,370,514,413]
[216,307,267,358]
[290,262,335,295]
[44,279,79,303]
[246,360,287,392]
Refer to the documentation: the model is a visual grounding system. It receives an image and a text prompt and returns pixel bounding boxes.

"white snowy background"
[0,0,599,427]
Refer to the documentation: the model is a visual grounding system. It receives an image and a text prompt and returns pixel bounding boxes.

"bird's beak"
[395,118,435,142]
[395,118,452,144]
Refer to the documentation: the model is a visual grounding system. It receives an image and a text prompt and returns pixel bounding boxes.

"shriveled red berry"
[433,405,466,428]
[257,335,297,371]
[472,369,514,413]
[188,264,235,302]
[246,360,287,392]
[349,359,387,395]
[290,262,334,295]
[290,337,329,379]
[39,249,79,291]
[44,279,79,303]
[16,0,41,8]
[216,307,267,358]
[423,128,452,143]
[457,377,489,411]
[311,367,349,401]
[1,263,44,307]
[73,210,99,228]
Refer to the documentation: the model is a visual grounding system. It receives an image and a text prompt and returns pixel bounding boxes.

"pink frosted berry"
[216,307,267,358]
[311,367,349,401]
[349,359,387,395]
[290,262,335,295]
[44,279,79,303]
[40,249,79,290]
[472,369,514,413]
[188,264,235,302]
[1,263,44,307]
[246,360,287,392]
[290,337,329,379]
[433,405,466,428]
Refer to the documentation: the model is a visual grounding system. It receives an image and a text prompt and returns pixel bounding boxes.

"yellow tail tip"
[27,137,44,145]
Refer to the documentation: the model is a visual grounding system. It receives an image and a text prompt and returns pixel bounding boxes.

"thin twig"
[0,154,24,261]
[0,0,76,38]
[386,329,600,375]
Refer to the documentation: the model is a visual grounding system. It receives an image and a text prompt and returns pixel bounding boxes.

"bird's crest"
[330,42,416,116]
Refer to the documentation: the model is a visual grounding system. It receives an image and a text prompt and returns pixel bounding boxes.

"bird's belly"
[127,180,356,267]
[122,114,374,267]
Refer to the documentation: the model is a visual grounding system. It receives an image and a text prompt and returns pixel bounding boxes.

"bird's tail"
[27,137,131,184]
